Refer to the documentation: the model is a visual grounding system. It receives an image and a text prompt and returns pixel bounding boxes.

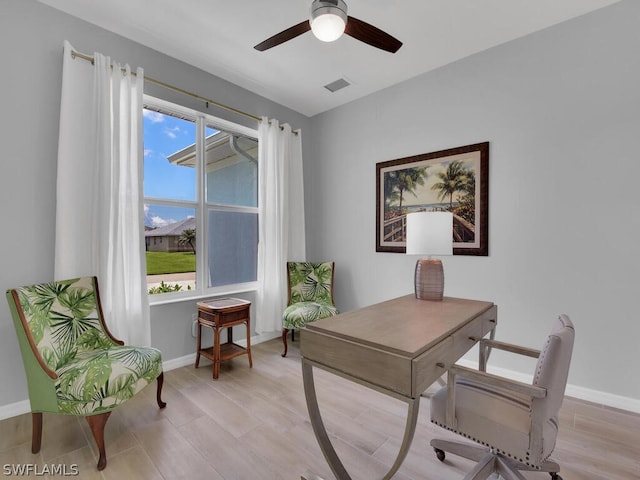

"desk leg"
[301,359,420,480]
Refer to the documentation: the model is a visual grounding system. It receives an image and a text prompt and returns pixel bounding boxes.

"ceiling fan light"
[310,14,346,42]
[310,0,348,42]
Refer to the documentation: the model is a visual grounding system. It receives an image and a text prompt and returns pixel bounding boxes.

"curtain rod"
[70,49,297,134]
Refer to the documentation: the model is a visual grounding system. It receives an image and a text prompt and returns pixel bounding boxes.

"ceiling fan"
[254,0,402,53]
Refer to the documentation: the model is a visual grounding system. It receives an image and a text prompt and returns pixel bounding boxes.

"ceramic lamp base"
[414,258,444,301]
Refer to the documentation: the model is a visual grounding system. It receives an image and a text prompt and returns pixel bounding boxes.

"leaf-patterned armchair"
[6,276,166,470]
[281,262,338,357]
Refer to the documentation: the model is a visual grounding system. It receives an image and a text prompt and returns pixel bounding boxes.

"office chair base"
[431,438,562,480]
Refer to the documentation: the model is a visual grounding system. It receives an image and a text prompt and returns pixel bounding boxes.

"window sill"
[148,283,258,307]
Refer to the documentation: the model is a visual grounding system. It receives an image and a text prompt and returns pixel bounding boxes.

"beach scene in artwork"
[381,151,480,246]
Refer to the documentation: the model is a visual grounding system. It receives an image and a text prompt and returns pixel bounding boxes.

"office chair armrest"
[445,364,547,428]
[449,364,546,397]
[479,338,541,371]
[480,338,541,358]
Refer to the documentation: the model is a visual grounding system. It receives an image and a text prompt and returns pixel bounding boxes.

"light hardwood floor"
[1,338,638,479]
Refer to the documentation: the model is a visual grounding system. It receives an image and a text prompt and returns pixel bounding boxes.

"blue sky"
[142,109,202,228]
[143,109,196,199]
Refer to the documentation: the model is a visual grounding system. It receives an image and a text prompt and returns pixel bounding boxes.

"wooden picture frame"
[376,142,489,256]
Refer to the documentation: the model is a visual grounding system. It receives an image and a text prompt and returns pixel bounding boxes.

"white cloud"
[143,205,175,228]
[144,148,152,157]
[151,216,172,227]
[164,126,180,139]
[143,110,164,123]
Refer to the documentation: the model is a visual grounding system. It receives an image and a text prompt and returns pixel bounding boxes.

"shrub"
[148,281,192,295]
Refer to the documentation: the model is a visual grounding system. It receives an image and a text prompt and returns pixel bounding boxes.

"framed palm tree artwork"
[376,142,489,255]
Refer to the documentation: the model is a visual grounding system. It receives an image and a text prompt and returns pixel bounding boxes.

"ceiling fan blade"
[344,16,402,53]
[254,20,311,51]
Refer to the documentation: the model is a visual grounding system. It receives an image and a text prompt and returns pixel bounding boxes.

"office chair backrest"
[531,314,575,459]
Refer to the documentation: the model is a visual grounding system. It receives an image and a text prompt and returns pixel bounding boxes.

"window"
[143,96,258,299]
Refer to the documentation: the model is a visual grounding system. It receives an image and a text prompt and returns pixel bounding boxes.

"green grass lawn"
[146,251,196,275]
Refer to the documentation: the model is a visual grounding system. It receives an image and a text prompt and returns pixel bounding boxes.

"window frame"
[143,95,259,305]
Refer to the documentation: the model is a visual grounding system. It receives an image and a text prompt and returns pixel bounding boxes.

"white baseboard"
[457,359,640,414]
[239,330,281,347]
[0,400,31,421]
[162,352,197,371]
[2,339,637,420]
[161,330,280,372]
[564,384,640,414]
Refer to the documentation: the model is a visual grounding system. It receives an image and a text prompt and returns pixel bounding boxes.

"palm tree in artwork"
[391,167,429,215]
[384,170,401,214]
[432,160,469,210]
[455,168,476,223]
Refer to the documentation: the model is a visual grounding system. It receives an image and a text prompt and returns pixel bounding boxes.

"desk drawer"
[479,305,498,336]
[412,336,453,397]
[301,329,412,396]
[451,306,498,364]
[199,308,248,326]
[451,317,482,362]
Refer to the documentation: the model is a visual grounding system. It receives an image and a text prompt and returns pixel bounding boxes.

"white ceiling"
[39,0,620,117]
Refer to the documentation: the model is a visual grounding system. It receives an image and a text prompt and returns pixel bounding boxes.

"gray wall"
[0,0,310,409]
[2,0,639,413]
[306,0,640,407]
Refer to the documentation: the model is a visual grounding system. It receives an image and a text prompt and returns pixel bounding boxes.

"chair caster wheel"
[434,447,446,462]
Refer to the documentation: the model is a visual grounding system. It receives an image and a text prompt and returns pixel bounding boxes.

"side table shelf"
[195,298,253,379]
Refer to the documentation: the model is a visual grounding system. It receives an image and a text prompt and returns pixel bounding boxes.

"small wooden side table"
[195,298,253,379]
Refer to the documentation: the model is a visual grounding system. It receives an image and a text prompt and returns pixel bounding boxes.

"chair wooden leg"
[31,412,42,454]
[194,321,202,368]
[245,319,253,368]
[86,412,111,471]
[281,328,289,357]
[156,372,167,408]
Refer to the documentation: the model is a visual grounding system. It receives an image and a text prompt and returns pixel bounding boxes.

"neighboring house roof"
[145,217,195,237]
[167,131,257,168]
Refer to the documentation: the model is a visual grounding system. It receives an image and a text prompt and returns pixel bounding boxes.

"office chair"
[430,315,574,480]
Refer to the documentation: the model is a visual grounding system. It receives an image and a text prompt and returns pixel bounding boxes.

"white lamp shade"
[406,211,453,256]
[310,13,346,42]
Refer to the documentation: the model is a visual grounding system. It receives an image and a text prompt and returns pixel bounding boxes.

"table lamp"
[406,211,453,301]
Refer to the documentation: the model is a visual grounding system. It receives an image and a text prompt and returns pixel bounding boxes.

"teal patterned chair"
[281,262,338,357]
[6,276,166,471]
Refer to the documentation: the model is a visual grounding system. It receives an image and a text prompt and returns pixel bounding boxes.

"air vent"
[324,78,351,93]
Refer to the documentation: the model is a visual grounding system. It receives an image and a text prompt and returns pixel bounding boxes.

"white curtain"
[256,118,306,333]
[55,41,150,346]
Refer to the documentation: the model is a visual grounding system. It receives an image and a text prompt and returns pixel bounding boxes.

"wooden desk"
[300,295,497,480]
[195,298,252,379]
